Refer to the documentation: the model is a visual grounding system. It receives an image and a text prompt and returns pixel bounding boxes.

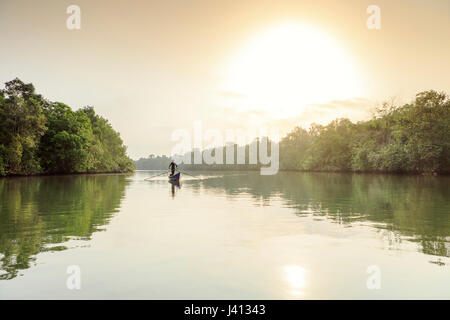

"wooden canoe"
[169,172,180,180]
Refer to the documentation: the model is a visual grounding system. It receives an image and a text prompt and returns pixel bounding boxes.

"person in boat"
[168,160,178,176]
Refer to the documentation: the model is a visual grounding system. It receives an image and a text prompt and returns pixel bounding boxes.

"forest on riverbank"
[136,90,449,174]
[0,78,135,176]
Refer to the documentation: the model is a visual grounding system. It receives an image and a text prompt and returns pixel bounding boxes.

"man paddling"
[169,160,178,176]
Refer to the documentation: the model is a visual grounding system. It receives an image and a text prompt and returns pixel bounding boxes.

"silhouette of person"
[168,161,177,176]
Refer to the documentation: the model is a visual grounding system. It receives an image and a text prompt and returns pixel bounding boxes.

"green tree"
[400,91,450,173]
[0,78,47,175]
[302,119,354,171]
[0,78,134,176]
[279,127,312,170]
[39,103,93,173]
[81,106,135,172]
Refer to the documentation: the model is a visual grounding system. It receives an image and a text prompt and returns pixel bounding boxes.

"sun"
[221,22,364,118]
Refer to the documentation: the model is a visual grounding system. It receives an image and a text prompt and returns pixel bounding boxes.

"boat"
[169,172,180,180]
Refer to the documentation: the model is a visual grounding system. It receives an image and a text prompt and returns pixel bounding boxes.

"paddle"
[144,171,168,180]
[177,169,197,178]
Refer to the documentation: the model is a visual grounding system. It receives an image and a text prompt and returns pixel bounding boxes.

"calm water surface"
[0,171,449,299]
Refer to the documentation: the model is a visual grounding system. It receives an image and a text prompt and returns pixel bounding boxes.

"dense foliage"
[280,90,449,174]
[135,145,263,171]
[135,154,172,170]
[0,78,134,176]
[136,90,449,174]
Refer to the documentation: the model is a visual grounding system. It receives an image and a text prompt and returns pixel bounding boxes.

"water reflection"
[0,174,129,280]
[169,180,181,198]
[189,172,450,259]
[1,170,449,289]
[283,265,306,297]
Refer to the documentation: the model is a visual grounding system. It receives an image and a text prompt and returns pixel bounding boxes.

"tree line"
[280,90,449,174]
[0,78,135,176]
[136,90,449,174]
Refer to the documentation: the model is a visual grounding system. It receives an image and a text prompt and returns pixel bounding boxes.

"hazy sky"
[1,0,449,158]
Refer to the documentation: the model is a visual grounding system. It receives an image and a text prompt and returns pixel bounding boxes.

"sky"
[1,0,449,159]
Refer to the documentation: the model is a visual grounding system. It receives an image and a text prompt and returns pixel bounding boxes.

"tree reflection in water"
[0,174,129,280]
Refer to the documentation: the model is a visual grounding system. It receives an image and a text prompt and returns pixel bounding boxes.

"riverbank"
[0,170,134,178]
[135,90,449,176]
[0,78,135,177]
[137,167,448,176]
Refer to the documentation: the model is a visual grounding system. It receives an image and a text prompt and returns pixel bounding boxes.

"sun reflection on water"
[283,265,307,297]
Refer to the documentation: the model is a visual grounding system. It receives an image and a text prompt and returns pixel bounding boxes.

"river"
[0,171,449,299]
